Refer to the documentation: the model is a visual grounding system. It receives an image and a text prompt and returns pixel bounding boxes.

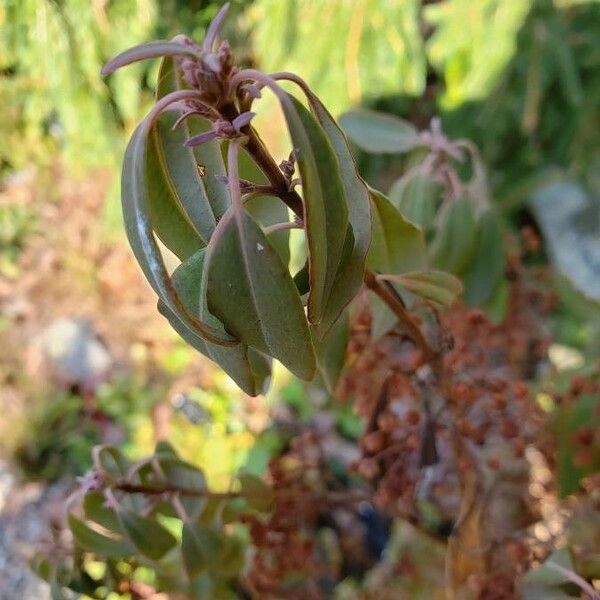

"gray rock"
[40,317,112,391]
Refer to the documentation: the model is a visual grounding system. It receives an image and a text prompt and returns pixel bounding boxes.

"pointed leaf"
[95,446,129,478]
[279,94,348,326]
[121,96,235,346]
[463,207,505,306]
[389,173,443,231]
[368,189,427,275]
[102,41,202,76]
[181,521,209,579]
[161,248,271,396]
[159,456,208,521]
[313,314,349,395]
[215,535,246,577]
[68,514,134,558]
[205,208,315,380]
[154,57,230,243]
[380,271,463,307]
[117,509,177,561]
[339,109,421,154]
[302,91,371,336]
[429,196,477,275]
[146,124,205,259]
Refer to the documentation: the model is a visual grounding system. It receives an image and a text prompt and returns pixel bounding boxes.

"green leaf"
[279,94,349,327]
[181,521,215,578]
[368,188,427,275]
[154,57,230,244]
[182,522,244,578]
[339,109,421,154]
[313,314,349,394]
[368,292,399,340]
[158,456,208,521]
[146,124,205,259]
[302,91,371,336]
[389,173,443,231]
[154,440,179,458]
[238,473,276,512]
[94,446,129,478]
[121,103,235,347]
[293,261,310,297]
[205,207,315,380]
[83,492,121,533]
[68,514,134,558]
[429,196,477,275]
[380,270,462,307]
[462,207,505,306]
[481,278,509,325]
[161,248,271,396]
[117,509,177,561]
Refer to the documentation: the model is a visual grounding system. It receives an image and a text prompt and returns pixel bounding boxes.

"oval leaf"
[69,514,134,558]
[205,208,315,380]
[117,509,177,561]
[339,109,421,154]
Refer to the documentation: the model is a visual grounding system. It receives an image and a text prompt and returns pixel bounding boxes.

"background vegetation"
[0,0,598,598]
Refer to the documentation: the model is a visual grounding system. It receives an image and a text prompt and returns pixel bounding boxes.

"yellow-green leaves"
[368,188,427,275]
[205,207,315,380]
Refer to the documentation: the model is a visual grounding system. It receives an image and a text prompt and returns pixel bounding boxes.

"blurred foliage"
[0,0,236,175]
[0,201,37,278]
[441,0,600,211]
[250,0,426,116]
